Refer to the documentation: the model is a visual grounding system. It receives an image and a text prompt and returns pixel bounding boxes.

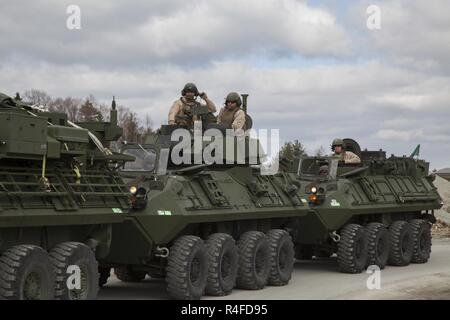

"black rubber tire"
[99,267,111,288]
[295,245,313,260]
[49,242,99,300]
[0,245,55,300]
[388,221,413,266]
[205,233,238,296]
[366,223,390,269]
[166,235,208,300]
[267,229,295,286]
[236,231,271,290]
[114,266,147,283]
[410,219,432,264]
[337,224,368,274]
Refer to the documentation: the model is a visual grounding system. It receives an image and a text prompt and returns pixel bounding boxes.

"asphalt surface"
[99,236,450,300]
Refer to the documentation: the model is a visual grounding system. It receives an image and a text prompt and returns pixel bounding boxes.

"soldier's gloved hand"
[199,92,207,100]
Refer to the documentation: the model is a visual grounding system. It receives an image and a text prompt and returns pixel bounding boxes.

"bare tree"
[63,97,82,122]
[121,112,140,142]
[21,89,154,142]
[48,97,82,121]
[315,145,327,157]
[23,89,52,106]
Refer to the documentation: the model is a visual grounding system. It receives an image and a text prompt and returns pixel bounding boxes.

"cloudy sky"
[1,0,449,169]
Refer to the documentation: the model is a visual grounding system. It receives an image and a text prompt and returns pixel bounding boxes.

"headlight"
[308,186,325,205]
[130,187,148,210]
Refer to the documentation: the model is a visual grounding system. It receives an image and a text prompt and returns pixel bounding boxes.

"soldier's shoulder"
[235,109,246,117]
[171,98,183,106]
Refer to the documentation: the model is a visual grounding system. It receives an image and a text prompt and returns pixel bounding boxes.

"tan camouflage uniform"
[339,151,361,164]
[217,107,246,132]
[168,97,216,125]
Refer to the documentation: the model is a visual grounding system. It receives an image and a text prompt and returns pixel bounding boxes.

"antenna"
[112,96,117,110]
[241,94,249,113]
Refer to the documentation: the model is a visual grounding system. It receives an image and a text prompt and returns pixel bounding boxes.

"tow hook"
[330,231,341,243]
[155,246,170,258]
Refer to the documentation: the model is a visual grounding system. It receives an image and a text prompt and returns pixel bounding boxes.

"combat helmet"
[181,83,199,96]
[225,92,242,107]
[331,138,345,151]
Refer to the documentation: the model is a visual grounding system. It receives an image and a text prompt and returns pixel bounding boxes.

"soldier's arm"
[232,110,246,131]
[204,97,217,113]
[345,152,361,164]
[168,101,181,125]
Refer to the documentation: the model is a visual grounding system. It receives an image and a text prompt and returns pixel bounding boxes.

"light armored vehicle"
[293,139,442,273]
[101,98,311,299]
[0,93,131,300]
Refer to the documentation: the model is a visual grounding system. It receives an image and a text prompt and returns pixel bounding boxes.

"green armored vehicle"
[293,139,442,273]
[100,99,311,299]
[0,93,131,299]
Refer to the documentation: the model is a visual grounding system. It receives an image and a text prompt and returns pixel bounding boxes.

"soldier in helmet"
[217,92,247,134]
[331,138,361,164]
[168,83,216,126]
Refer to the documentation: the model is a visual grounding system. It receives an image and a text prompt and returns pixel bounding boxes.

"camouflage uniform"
[339,151,361,164]
[168,97,216,126]
[217,92,247,133]
[217,107,246,131]
[330,138,361,164]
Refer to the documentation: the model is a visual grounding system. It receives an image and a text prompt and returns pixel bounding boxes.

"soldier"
[318,165,329,177]
[217,92,247,134]
[331,138,361,164]
[168,83,216,126]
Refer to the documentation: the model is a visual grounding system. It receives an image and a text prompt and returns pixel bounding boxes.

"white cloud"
[348,0,450,72]
[0,1,449,169]
[0,0,351,66]
[372,129,425,141]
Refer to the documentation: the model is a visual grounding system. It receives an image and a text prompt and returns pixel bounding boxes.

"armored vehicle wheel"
[295,245,313,260]
[99,267,111,288]
[166,235,208,300]
[267,229,295,286]
[236,231,271,290]
[49,242,99,300]
[388,221,413,266]
[410,219,431,264]
[0,245,55,300]
[337,224,368,274]
[205,233,238,296]
[366,223,390,269]
[115,266,147,283]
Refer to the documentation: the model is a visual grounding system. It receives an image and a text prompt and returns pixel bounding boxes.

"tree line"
[21,89,153,143]
[278,139,327,160]
[21,89,327,160]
